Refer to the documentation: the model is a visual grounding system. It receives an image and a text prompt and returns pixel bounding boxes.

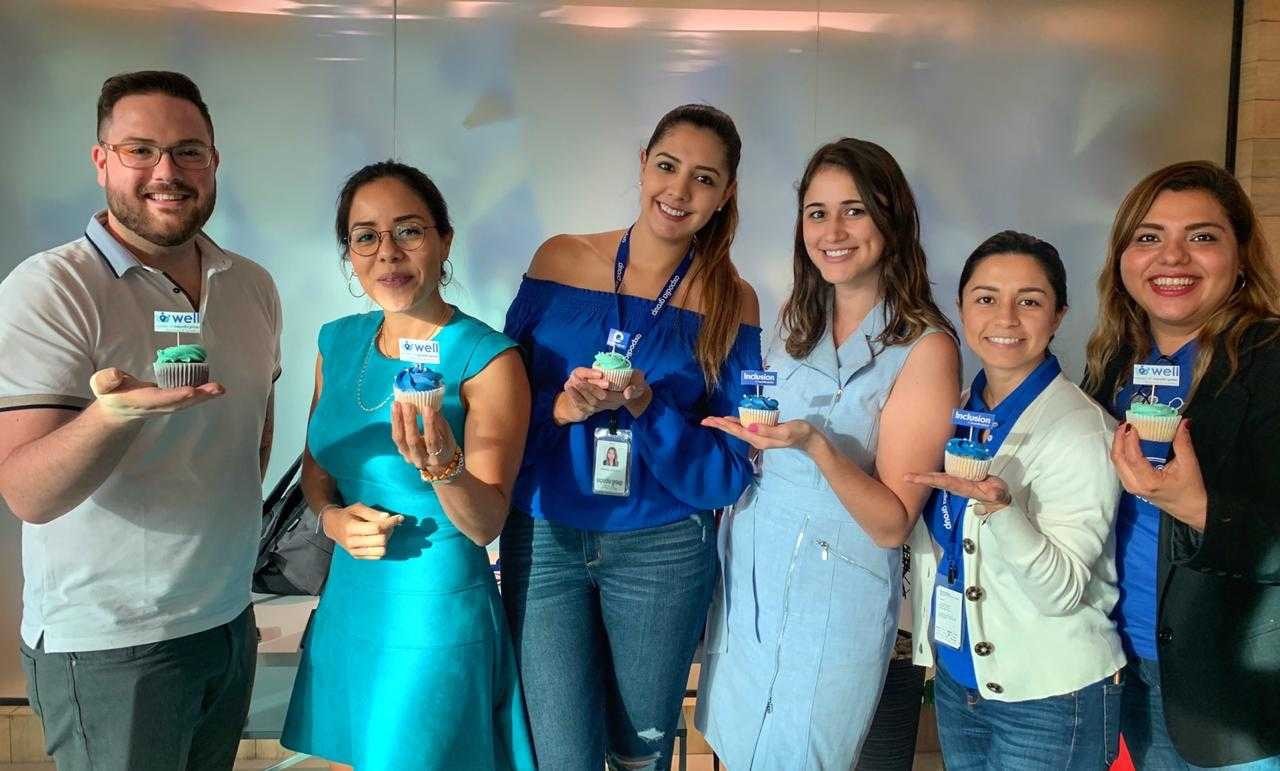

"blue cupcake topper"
[952,408,997,444]
[739,369,779,410]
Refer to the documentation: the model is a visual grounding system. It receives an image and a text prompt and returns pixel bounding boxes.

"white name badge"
[1133,363,1180,387]
[593,427,633,497]
[154,310,201,334]
[934,585,964,649]
[399,338,441,364]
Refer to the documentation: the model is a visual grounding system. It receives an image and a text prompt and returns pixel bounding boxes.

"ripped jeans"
[500,509,718,771]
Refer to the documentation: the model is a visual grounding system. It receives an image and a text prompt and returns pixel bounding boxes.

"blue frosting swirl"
[739,394,779,410]
[945,437,992,460]
[394,364,444,392]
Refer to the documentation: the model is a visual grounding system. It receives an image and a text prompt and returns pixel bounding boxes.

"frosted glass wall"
[0,0,1234,698]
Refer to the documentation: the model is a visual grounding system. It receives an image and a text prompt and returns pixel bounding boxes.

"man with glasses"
[0,71,281,770]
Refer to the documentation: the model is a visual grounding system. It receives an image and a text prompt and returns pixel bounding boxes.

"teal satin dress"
[281,309,536,770]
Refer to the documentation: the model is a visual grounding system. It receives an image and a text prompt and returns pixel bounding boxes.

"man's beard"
[106,181,216,247]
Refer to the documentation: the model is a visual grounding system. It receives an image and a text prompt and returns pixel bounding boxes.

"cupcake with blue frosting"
[944,438,993,481]
[738,394,780,428]
[393,364,445,413]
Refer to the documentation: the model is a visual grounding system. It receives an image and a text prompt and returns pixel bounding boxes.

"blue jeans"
[1121,657,1280,771]
[499,510,717,771]
[934,662,1121,771]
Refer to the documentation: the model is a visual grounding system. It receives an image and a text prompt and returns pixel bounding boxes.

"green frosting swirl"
[1127,402,1179,418]
[593,351,632,370]
[155,344,208,364]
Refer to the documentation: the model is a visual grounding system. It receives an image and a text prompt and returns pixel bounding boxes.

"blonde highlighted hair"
[1083,160,1280,399]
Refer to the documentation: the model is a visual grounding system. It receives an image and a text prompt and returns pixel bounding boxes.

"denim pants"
[934,662,1121,771]
[1121,657,1280,771]
[499,510,717,771]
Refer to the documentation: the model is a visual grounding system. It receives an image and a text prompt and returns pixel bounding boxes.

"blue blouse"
[503,276,762,532]
[1111,340,1197,660]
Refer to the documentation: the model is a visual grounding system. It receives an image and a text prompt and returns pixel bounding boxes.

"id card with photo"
[593,427,633,497]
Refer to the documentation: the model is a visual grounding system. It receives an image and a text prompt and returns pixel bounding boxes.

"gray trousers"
[18,605,257,771]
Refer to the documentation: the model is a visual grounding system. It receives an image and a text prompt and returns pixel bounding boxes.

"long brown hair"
[644,104,743,388]
[779,138,955,358]
[1083,161,1280,399]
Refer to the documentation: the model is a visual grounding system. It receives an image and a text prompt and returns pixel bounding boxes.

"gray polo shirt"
[0,212,281,653]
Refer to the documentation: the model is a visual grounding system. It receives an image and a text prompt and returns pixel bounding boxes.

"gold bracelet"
[419,447,465,484]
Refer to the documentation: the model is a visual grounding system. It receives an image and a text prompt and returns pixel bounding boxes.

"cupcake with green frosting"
[1126,401,1182,442]
[592,351,634,389]
[154,344,209,388]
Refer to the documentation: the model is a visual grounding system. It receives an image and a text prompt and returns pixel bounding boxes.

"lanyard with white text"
[613,226,696,362]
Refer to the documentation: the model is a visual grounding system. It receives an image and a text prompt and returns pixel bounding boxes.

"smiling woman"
[1084,161,1280,770]
[278,160,535,770]
[907,231,1125,771]
[499,103,761,771]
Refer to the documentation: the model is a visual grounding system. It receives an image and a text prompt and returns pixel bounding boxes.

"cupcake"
[1126,401,1182,442]
[944,438,994,481]
[393,364,445,413]
[738,394,780,428]
[154,344,209,388]
[592,351,634,389]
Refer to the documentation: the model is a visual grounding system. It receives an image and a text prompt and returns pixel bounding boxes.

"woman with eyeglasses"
[1084,161,1280,770]
[500,103,760,770]
[280,161,535,770]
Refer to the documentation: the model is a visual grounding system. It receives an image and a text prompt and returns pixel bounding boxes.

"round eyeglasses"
[344,223,438,257]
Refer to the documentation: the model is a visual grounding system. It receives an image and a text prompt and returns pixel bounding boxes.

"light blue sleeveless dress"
[695,303,943,770]
[280,309,536,771]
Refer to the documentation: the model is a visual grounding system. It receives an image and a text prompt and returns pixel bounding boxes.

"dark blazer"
[1089,321,1280,767]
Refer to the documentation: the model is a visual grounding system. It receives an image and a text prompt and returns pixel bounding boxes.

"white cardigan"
[907,373,1126,702]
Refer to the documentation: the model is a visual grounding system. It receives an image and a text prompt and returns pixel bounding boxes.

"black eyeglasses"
[344,223,438,257]
[99,141,216,170]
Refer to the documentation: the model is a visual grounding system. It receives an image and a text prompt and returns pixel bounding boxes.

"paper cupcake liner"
[593,365,634,389]
[1126,412,1181,443]
[945,452,992,481]
[154,362,209,389]
[738,407,780,428]
[393,385,445,413]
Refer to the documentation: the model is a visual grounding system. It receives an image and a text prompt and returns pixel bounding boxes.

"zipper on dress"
[813,538,888,585]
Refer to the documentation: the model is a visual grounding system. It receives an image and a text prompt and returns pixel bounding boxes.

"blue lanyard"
[613,226,696,361]
[940,492,963,585]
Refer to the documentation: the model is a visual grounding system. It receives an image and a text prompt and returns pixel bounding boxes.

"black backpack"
[253,455,333,596]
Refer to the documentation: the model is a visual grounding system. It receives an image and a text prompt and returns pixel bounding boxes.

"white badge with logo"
[934,584,964,649]
[1133,363,1180,387]
[593,427,633,497]
[399,338,441,365]
[154,310,201,334]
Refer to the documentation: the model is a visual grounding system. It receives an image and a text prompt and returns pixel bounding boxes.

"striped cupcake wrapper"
[738,407,779,428]
[393,385,445,413]
[1126,412,1181,443]
[945,452,992,481]
[593,366,634,389]
[154,362,210,389]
